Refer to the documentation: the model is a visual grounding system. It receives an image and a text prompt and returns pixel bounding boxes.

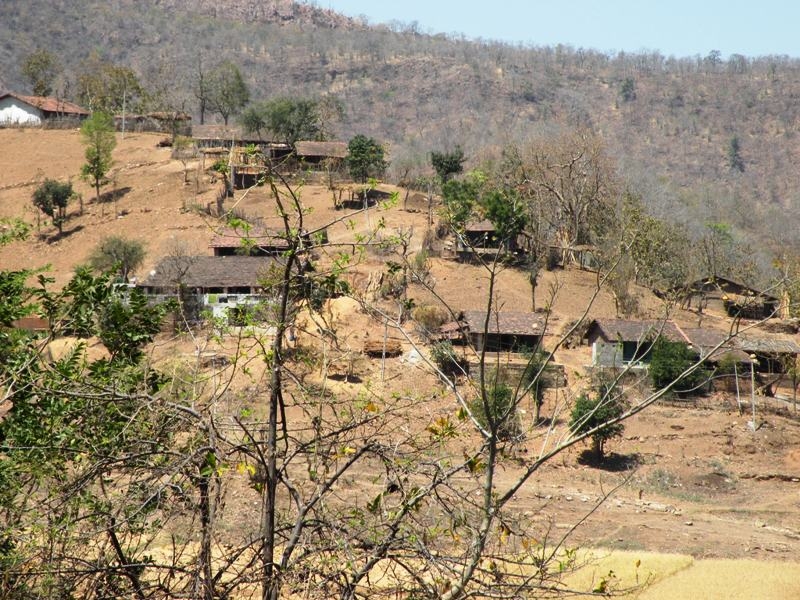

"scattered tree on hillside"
[80,112,116,206]
[619,192,689,291]
[32,178,73,234]
[316,94,345,140]
[346,134,388,184]
[172,135,196,184]
[194,55,210,125]
[705,49,723,71]
[501,130,618,259]
[619,77,636,102]
[696,221,757,284]
[89,236,146,283]
[21,48,61,97]
[728,135,745,172]
[430,145,466,183]
[240,97,321,149]
[206,61,249,125]
[76,54,143,113]
[569,382,626,461]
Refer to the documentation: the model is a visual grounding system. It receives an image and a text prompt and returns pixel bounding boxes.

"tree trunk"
[592,437,604,461]
[196,475,214,600]
[532,393,541,424]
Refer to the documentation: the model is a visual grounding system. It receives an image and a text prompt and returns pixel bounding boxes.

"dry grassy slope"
[3,130,800,568]
[0,129,631,318]
[3,0,800,259]
[0,129,208,286]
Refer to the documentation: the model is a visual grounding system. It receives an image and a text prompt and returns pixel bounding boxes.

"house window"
[621,340,653,363]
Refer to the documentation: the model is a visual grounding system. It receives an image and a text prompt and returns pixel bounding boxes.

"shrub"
[412,304,450,336]
[429,341,468,378]
[569,385,625,460]
[649,338,708,395]
[469,380,523,442]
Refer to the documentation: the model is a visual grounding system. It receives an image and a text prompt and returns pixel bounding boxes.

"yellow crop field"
[564,550,800,599]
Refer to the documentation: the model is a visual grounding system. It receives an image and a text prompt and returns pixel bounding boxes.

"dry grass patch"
[562,549,693,597]
[638,557,800,600]
[563,550,800,599]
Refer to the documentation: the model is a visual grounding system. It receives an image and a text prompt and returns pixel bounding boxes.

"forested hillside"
[3,0,800,269]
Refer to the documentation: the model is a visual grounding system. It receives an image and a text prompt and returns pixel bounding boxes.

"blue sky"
[322,1,800,59]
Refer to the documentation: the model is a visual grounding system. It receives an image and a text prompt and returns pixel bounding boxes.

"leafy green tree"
[470,380,522,442]
[80,112,116,205]
[21,49,61,97]
[620,192,689,290]
[241,97,321,149]
[520,349,548,422]
[239,104,268,138]
[207,61,249,125]
[32,179,73,234]
[0,270,38,327]
[430,145,466,182]
[481,188,527,242]
[89,236,146,282]
[77,54,143,113]
[569,385,625,460]
[440,176,482,232]
[649,338,707,394]
[429,340,468,377]
[0,266,184,599]
[40,266,166,360]
[619,77,636,102]
[440,173,527,244]
[728,136,745,172]
[98,287,168,362]
[346,134,387,183]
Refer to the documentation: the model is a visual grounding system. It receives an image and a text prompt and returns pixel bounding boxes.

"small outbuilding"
[736,335,800,374]
[462,310,546,353]
[208,225,313,257]
[672,277,779,320]
[295,140,348,165]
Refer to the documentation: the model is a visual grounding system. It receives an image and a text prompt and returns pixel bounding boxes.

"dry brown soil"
[2,129,799,564]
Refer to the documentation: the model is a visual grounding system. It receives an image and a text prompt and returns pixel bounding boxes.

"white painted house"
[0,92,89,126]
